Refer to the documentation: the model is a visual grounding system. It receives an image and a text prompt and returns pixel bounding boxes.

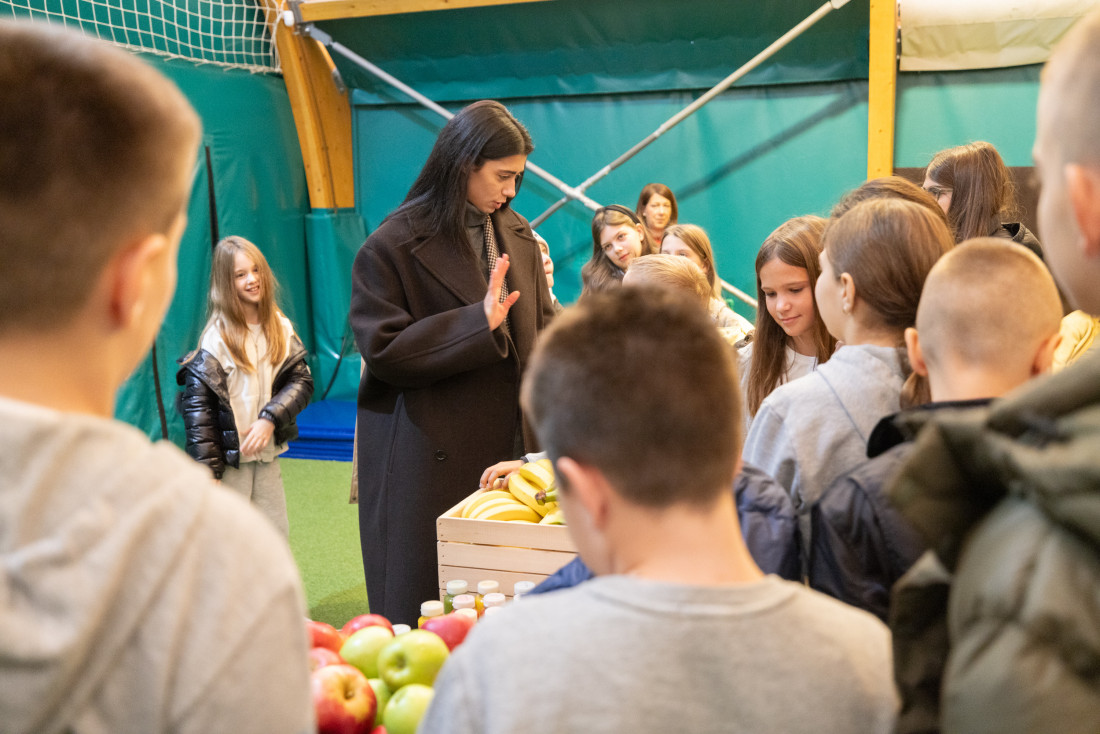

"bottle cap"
[477,580,500,596]
[513,581,536,597]
[445,579,469,596]
[392,623,411,635]
[420,600,444,617]
[483,592,506,608]
[454,608,478,622]
[482,606,503,617]
[452,593,476,610]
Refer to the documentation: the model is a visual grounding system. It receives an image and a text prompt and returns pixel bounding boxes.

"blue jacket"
[530,463,799,595]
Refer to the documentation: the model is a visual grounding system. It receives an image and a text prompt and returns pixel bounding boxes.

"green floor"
[283,458,370,628]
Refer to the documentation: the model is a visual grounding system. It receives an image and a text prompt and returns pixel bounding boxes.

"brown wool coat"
[349,206,555,624]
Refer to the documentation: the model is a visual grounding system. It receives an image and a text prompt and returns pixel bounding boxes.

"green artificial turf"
[283,458,370,627]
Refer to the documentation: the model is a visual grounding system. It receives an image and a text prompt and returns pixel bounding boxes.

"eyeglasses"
[924,186,952,199]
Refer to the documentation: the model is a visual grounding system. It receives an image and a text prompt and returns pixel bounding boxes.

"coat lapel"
[410,234,486,306]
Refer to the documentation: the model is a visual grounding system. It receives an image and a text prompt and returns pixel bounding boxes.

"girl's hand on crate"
[480,460,523,489]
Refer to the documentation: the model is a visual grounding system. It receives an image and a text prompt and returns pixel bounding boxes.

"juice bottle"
[452,593,476,614]
[418,600,444,628]
[454,607,478,624]
[443,579,468,613]
[475,580,500,616]
[512,580,536,600]
[482,592,507,613]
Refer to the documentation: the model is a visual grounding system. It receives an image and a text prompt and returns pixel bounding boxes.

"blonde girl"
[661,223,753,338]
[740,216,835,423]
[177,235,313,537]
[580,205,657,296]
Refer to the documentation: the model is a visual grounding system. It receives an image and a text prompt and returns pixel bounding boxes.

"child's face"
[760,257,815,340]
[233,251,262,307]
[600,223,645,270]
[642,193,673,231]
[661,235,705,271]
[538,239,555,288]
[922,174,953,214]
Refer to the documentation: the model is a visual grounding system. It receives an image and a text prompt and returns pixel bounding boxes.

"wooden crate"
[437,488,576,600]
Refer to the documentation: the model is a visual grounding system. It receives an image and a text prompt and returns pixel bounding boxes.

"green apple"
[340,626,395,679]
[367,678,392,720]
[382,683,434,734]
[377,629,449,690]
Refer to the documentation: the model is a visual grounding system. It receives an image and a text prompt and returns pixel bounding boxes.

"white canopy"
[899,0,1100,71]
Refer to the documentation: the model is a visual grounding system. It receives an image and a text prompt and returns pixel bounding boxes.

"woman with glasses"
[923,141,1044,258]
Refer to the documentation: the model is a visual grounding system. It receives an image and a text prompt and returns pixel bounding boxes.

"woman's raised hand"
[483,254,521,331]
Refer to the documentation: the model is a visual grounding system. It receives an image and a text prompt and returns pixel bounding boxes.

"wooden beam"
[262,2,355,209]
[867,0,898,178]
[298,0,553,23]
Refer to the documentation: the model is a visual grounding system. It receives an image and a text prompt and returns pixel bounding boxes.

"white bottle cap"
[445,580,469,596]
[513,581,536,598]
[392,623,411,635]
[482,606,503,617]
[420,600,444,617]
[454,607,478,622]
[477,580,500,596]
[452,593,476,610]
[483,592,506,608]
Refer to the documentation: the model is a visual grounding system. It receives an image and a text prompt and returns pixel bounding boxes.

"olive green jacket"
[887,349,1100,734]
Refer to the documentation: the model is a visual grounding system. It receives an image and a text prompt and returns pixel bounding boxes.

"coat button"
[434,450,447,461]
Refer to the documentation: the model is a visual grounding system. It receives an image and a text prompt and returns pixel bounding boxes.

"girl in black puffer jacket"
[176,236,312,537]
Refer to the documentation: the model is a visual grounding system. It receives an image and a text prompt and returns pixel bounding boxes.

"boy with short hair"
[885,11,1100,730]
[810,238,1064,621]
[0,21,313,733]
[421,287,897,734]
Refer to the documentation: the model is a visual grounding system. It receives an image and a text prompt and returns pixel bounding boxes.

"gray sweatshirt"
[742,343,906,511]
[421,574,897,734]
[0,396,314,734]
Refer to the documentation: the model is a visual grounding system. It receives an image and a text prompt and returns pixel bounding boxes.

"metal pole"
[531,0,851,226]
[302,24,602,212]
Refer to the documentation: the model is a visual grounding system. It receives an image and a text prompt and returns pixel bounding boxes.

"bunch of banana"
[507,460,565,525]
[461,490,541,522]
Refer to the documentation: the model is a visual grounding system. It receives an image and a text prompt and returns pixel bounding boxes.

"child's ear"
[555,457,612,531]
[1066,163,1100,258]
[904,327,929,377]
[839,272,856,314]
[106,233,170,329]
[1032,330,1063,376]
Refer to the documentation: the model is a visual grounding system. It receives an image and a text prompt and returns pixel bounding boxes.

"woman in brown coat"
[349,101,556,624]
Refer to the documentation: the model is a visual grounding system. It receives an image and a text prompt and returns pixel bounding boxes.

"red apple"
[342,613,394,638]
[421,611,476,651]
[310,646,344,672]
[309,620,346,654]
[382,683,434,734]
[377,629,450,690]
[370,727,387,734]
[312,663,377,734]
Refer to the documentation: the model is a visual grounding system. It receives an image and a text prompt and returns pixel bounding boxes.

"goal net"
[1,0,279,73]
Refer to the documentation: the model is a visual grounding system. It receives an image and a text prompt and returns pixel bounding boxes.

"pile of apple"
[306,610,476,734]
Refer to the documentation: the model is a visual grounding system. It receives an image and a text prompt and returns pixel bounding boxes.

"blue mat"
[285,400,356,462]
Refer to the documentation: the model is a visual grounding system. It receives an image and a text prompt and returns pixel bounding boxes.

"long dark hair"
[746,216,834,417]
[388,100,534,249]
[926,141,1017,242]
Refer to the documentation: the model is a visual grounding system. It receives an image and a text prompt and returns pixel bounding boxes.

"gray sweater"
[742,343,906,512]
[0,397,314,734]
[421,574,897,734]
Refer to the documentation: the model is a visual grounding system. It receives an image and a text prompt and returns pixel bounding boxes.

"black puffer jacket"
[176,336,313,479]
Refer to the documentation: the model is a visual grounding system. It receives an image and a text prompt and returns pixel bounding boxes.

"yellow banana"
[539,508,564,525]
[508,474,551,517]
[474,499,541,523]
[519,461,555,492]
[536,457,553,474]
[469,497,527,520]
[461,490,513,518]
